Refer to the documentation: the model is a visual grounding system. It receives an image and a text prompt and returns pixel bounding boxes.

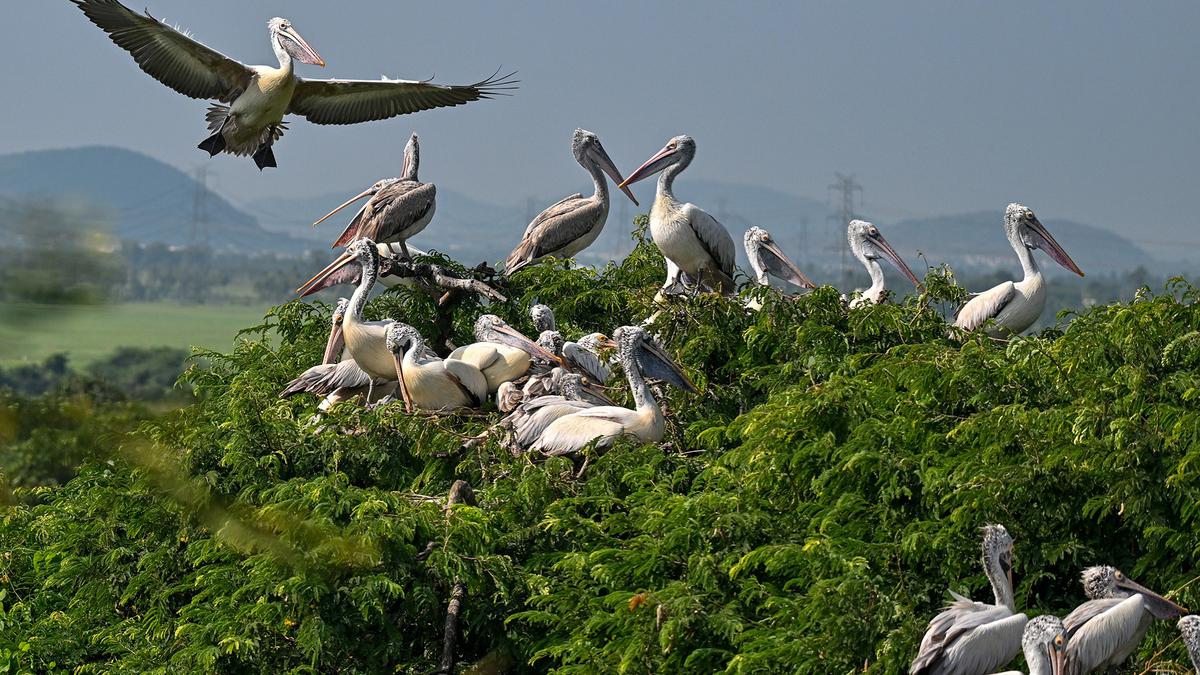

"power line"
[827,172,863,281]
[191,166,210,247]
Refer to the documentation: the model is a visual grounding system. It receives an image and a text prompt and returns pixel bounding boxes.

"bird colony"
[65,2,1198,674]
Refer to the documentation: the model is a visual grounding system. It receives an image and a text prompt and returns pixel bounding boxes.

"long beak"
[391,346,414,413]
[639,340,699,394]
[618,144,677,189]
[1119,577,1189,619]
[763,239,817,288]
[592,143,639,206]
[870,232,923,290]
[322,317,345,365]
[1028,217,1085,277]
[1049,644,1066,675]
[283,26,325,67]
[492,324,562,365]
[312,187,376,228]
[296,249,355,296]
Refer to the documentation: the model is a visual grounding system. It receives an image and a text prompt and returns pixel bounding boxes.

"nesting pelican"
[505,130,638,275]
[846,220,922,308]
[505,370,598,452]
[72,0,514,168]
[743,226,816,310]
[955,204,1084,337]
[619,135,736,294]
[385,323,485,412]
[446,315,559,394]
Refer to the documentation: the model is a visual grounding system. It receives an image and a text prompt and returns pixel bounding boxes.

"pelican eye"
[1115,571,1123,579]
[1054,635,1063,646]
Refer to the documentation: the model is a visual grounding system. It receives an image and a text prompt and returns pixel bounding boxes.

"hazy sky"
[5,1,1199,249]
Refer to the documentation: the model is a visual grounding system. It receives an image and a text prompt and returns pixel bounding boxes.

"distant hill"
[0,146,314,253]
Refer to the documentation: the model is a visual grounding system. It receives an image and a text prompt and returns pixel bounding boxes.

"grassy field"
[0,302,270,367]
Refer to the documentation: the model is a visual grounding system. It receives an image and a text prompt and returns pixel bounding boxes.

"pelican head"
[1178,615,1200,666]
[619,135,695,189]
[323,297,350,364]
[530,304,557,333]
[474,315,561,364]
[572,129,639,206]
[577,332,610,354]
[558,371,585,400]
[1021,615,1067,675]
[848,220,922,289]
[401,133,420,182]
[614,325,698,394]
[1080,566,1188,619]
[744,226,816,289]
[538,330,565,356]
[981,524,1015,604]
[268,18,324,67]
[311,177,401,229]
[1005,203,1084,277]
[385,322,424,356]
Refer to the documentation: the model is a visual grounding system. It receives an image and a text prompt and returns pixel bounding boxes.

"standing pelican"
[955,204,1084,337]
[619,136,736,294]
[385,323,485,412]
[531,325,697,456]
[910,524,1027,675]
[847,220,922,308]
[1178,616,1200,674]
[505,130,639,275]
[446,315,559,394]
[311,133,435,257]
[994,616,1067,675]
[1062,566,1187,675]
[72,0,514,169]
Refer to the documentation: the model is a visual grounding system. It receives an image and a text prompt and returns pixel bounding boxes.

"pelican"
[743,226,816,310]
[505,370,598,452]
[994,616,1067,675]
[531,325,697,456]
[72,0,514,169]
[527,305,612,384]
[531,304,557,333]
[1178,615,1200,674]
[505,130,639,275]
[847,220,922,308]
[385,323,485,412]
[955,204,1084,337]
[446,315,559,394]
[1062,566,1187,675]
[298,242,427,298]
[910,524,1027,675]
[619,136,736,294]
[323,298,350,365]
[311,133,435,257]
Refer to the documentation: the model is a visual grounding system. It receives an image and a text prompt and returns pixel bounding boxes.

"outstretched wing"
[289,71,517,125]
[71,0,252,102]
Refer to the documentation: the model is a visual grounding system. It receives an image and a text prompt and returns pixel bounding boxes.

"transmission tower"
[827,172,863,282]
[190,166,210,247]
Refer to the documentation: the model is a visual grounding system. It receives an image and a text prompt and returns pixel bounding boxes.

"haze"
[3,1,1198,254]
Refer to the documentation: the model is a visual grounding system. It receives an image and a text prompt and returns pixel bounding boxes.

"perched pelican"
[531,304,557,333]
[619,136,736,294]
[526,305,612,384]
[505,129,639,275]
[312,133,436,256]
[1062,566,1187,675]
[955,204,1084,337]
[298,242,427,298]
[531,325,697,456]
[994,616,1067,675]
[846,220,922,308]
[72,0,514,169]
[447,315,559,394]
[1178,616,1200,674]
[505,370,598,452]
[910,524,1027,675]
[743,226,816,310]
[385,323,485,412]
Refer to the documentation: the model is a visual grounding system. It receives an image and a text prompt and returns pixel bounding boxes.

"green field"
[0,302,270,366]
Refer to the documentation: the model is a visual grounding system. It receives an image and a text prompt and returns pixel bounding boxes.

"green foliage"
[2,227,1199,673]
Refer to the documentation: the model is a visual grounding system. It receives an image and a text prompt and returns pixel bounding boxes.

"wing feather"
[289,71,517,125]
[1064,596,1147,675]
[683,204,736,279]
[954,281,1016,331]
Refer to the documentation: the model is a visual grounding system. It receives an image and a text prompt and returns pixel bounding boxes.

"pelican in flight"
[1178,615,1200,674]
[743,226,816,310]
[505,130,639,275]
[385,323,485,412]
[1062,566,1187,675]
[72,0,514,169]
[532,325,697,456]
[910,524,1027,675]
[446,315,559,394]
[955,204,1084,337]
[994,616,1067,675]
[312,133,435,256]
[847,220,922,308]
[619,136,736,295]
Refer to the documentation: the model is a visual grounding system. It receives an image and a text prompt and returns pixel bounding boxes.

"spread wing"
[71,0,252,102]
[682,203,736,278]
[1064,596,1146,675]
[289,71,517,125]
[954,281,1016,331]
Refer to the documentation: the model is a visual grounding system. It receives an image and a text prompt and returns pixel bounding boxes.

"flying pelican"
[954,204,1084,337]
[385,323,485,412]
[1178,615,1200,674]
[910,524,1027,675]
[1062,566,1187,675]
[531,325,697,456]
[446,315,559,394]
[743,226,816,310]
[619,136,736,294]
[311,133,435,257]
[994,616,1067,675]
[505,129,639,275]
[298,242,426,298]
[846,220,922,309]
[72,0,515,169]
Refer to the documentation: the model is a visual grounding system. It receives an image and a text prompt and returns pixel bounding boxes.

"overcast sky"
[5,1,1199,248]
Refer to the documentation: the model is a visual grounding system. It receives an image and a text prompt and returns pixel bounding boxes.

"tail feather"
[504,240,539,276]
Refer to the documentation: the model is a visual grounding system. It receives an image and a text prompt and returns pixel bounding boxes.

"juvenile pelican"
[527,305,612,384]
[505,371,597,452]
[1062,566,1187,675]
[447,315,559,394]
[619,136,736,294]
[311,134,435,256]
[744,226,816,310]
[910,524,1027,675]
[531,304,557,333]
[955,204,1084,337]
[505,130,639,275]
[1178,615,1200,674]
[385,323,485,412]
[994,616,1067,675]
[72,0,514,169]
[847,220,922,308]
[531,326,697,456]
